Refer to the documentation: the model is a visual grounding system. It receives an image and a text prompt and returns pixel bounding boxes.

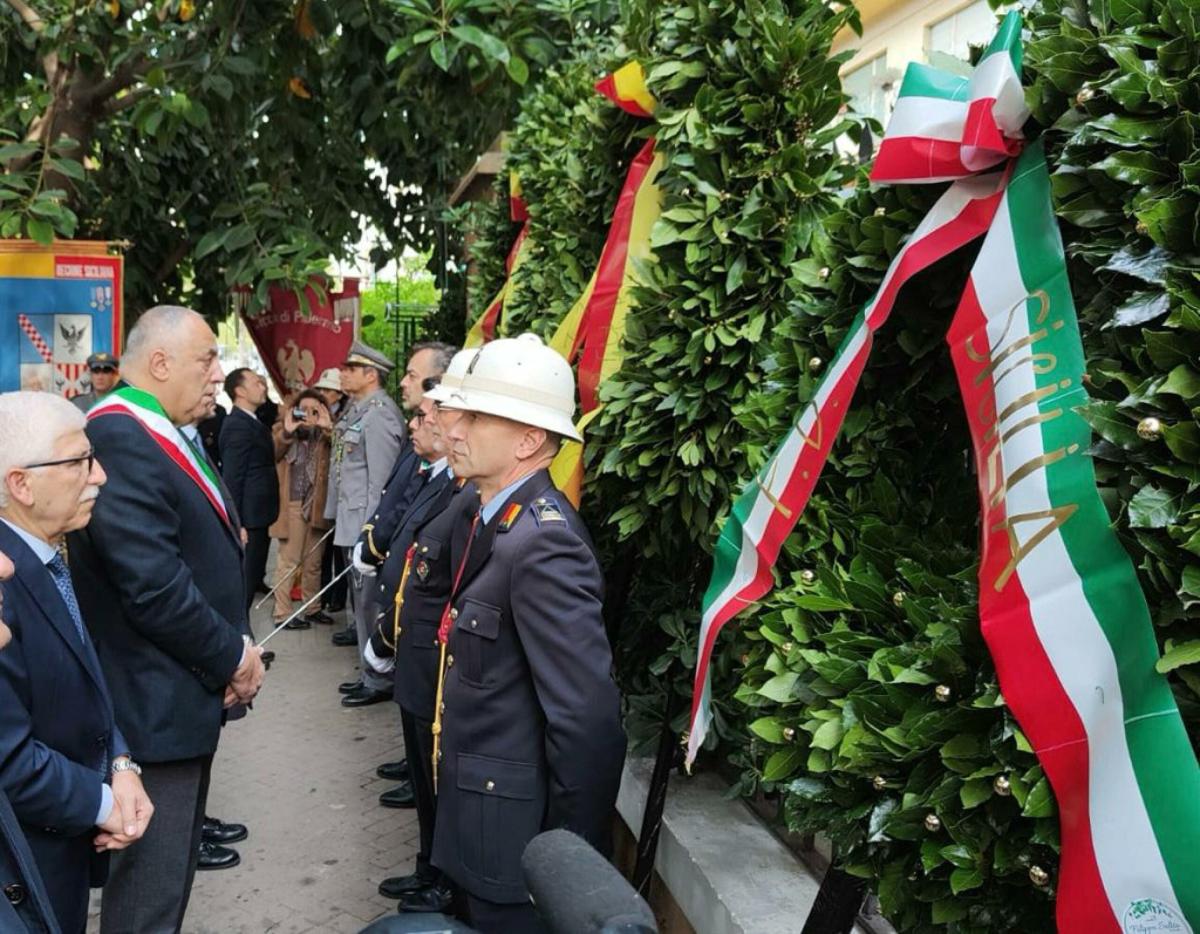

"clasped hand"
[223,643,266,708]
[94,769,154,852]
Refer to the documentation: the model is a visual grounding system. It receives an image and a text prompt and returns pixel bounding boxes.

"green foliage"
[0,0,617,320]
[357,256,441,371]
[436,0,1200,930]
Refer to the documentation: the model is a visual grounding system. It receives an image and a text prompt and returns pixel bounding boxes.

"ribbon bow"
[688,13,1200,931]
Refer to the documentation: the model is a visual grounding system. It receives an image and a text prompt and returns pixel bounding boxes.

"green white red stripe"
[950,143,1199,933]
[88,385,233,529]
[872,12,1024,184]
[689,12,1200,931]
[687,170,1006,765]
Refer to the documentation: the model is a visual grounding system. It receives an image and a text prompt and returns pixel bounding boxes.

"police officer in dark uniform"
[432,334,626,934]
[364,354,479,914]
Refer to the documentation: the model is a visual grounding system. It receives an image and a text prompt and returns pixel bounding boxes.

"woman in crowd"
[269,389,334,629]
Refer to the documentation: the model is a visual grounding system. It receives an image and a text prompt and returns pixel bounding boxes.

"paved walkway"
[88,569,415,933]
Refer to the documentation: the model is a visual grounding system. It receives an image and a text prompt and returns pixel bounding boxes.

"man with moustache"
[0,392,153,933]
[0,546,67,934]
[366,352,478,914]
[433,335,626,933]
[68,306,266,933]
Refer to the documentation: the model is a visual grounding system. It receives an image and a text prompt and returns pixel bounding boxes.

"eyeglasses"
[24,448,96,472]
[90,366,116,374]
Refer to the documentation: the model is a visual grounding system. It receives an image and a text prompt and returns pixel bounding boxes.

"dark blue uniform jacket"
[369,475,477,719]
[431,469,626,904]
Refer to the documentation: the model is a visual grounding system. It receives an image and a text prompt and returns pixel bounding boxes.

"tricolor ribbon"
[687,13,1200,932]
[549,61,665,505]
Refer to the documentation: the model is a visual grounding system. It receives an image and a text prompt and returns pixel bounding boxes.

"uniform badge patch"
[498,503,523,531]
[532,497,566,525]
[415,560,430,581]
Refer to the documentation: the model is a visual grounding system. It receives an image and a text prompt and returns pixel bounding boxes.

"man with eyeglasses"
[71,352,125,414]
[0,391,154,933]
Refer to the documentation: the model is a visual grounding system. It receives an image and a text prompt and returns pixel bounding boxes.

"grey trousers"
[100,756,211,934]
[347,548,390,692]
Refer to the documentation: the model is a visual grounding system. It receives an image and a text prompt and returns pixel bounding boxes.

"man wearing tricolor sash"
[68,306,266,933]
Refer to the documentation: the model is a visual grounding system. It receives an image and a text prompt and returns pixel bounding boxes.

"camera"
[291,407,306,421]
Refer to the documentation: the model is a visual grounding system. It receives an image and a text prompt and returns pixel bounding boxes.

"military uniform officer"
[365,354,480,913]
[70,352,124,413]
[433,334,626,934]
[325,340,407,707]
[354,342,456,579]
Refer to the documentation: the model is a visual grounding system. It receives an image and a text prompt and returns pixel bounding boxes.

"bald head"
[122,306,224,425]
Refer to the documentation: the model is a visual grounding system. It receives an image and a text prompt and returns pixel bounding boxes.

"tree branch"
[79,55,149,105]
[5,0,60,85]
[4,0,44,31]
[103,84,153,116]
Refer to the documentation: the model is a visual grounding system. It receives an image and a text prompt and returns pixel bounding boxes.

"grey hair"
[0,392,87,508]
[411,341,456,377]
[124,305,204,364]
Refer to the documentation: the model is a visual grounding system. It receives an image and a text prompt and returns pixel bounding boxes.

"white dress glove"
[351,540,375,576]
[364,640,395,674]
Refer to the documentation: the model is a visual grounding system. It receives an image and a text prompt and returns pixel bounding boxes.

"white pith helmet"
[312,368,342,392]
[424,348,476,404]
[440,334,581,442]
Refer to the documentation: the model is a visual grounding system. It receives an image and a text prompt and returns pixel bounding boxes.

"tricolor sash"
[89,385,233,530]
[688,12,1200,932]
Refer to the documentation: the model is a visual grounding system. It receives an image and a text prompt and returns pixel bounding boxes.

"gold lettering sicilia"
[967,290,1081,590]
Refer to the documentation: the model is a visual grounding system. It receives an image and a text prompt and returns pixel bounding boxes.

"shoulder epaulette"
[531,496,567,526]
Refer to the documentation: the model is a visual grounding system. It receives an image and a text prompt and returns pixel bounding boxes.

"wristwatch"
[112,757,142,776]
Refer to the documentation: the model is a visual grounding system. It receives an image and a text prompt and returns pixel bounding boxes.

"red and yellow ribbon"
[549,62,664,504]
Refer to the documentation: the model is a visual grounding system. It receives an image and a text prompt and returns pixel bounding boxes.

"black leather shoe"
[376,760,410,781]
[338,680,363,695]
[397,882,454,913]
[284,616,311,630]
[342,686,391,708]
[203,816,248,845]
[197,841,240,870]
[309,611,335,625]
[379,781,416,808]
[379,871,432,899]
[331,627,357,647]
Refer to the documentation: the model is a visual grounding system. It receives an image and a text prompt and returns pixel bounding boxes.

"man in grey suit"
[326,340,407,707]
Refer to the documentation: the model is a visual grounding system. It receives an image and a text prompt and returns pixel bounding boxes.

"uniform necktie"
[47,553,87,644]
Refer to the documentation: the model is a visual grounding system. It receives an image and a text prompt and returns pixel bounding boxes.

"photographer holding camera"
[269,390,335,630]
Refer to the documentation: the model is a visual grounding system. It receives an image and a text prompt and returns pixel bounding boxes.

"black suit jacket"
[431,470,625,904]
[0,789,59,933]
[68,408,247,763]
[359,446,421,565]
[219,407,280,529]
[0,523,126,932]
[368,474,476,719]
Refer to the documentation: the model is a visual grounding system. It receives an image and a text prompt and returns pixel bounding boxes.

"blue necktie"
[47,553,87,644]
